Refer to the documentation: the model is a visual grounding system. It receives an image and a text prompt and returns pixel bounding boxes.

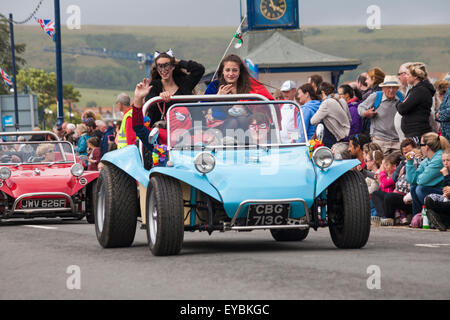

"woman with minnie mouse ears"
[133,49,205,128]
[132,50,204,149]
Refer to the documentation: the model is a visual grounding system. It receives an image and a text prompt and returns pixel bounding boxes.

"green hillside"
[14,24,450,107]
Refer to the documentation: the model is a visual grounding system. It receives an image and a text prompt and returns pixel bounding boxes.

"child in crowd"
[424,148,450,231]
[365,149,383,194]
[371,152,402,226]
[87,137,101,171]
[361,142,383,223]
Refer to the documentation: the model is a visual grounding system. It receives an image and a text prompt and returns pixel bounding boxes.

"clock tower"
[242,0,299,31]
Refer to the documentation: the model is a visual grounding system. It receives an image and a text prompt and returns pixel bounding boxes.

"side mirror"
[79,155,88,162]
[315,124,324,142]
[148,128,159,145]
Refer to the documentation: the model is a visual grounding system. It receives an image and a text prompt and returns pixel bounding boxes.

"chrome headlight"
[71,163,84,177]
[312,146,334,169]
[0,167,11,180]
[193,152,216,174]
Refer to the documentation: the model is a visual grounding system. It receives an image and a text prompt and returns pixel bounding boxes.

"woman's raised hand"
[134,78,152,109]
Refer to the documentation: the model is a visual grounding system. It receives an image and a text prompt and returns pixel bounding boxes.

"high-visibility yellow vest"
[117,108,137,149]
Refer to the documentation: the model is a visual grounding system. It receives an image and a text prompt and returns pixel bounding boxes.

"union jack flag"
[1,67,13,87]
[35,17,56,41]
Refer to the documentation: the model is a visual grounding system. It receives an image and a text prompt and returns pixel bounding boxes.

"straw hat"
[379,75,402,87]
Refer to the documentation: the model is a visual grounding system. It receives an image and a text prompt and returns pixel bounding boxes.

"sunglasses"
[156,62,173,70]
[249,123,268,130]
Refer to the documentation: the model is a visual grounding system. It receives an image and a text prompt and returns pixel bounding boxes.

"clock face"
[259,0,287,20]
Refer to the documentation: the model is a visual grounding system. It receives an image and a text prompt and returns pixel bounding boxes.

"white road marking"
[24,225,58,230]
[415,244,450,248]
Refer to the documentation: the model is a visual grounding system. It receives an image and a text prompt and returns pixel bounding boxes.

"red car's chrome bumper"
[7,192,75,216]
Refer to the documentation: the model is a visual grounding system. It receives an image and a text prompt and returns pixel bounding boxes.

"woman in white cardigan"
[311,82,352,147]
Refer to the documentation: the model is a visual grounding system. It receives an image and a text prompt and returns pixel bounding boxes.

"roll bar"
[141,94,269,116]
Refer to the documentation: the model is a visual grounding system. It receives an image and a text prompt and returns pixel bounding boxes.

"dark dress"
[144,60,205,127]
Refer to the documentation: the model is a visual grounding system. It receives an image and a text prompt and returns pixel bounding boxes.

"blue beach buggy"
[94,94,370,256]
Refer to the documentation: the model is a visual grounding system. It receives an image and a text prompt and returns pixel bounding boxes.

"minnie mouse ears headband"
[154,49,174,59]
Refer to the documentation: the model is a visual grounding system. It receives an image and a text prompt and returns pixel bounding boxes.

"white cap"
[280,80,297,91]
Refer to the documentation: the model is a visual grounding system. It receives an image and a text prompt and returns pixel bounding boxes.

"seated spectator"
[338,84,362,137]
[405,132,450,221]
[358,75,401,156]
[36,143,55,162]
[424,148,450,231]
[248,113,270,145]
[310,82,352,148]
[331,142,352,160]
[361,142,383,221]
[371,152,403,226]
[364,148,384,195]
[347,133,371,171]
[296,83,321,140]
[361,142,383,178]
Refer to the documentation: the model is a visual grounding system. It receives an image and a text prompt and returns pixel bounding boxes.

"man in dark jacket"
[99,121,115,157]
[397,63,435,142]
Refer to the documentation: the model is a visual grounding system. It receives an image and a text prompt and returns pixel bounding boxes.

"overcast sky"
[1,0,449,26]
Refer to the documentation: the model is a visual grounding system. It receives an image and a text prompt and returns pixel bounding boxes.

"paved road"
[0,219,449,300]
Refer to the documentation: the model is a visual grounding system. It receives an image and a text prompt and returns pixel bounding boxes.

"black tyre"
[270,228,309,241]
[146,175,184,256]
[85,180,97,224]
[327,170,371,249]
[94,163,138,248]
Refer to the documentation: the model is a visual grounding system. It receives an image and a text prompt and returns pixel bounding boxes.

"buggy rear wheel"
[146,175,184,256]
[327,170,370,249]
[94,163,138,248]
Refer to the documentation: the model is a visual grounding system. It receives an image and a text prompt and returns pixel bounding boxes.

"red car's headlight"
[0,167,11,180]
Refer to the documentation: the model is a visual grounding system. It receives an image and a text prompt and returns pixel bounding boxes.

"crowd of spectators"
[285,62,450,231]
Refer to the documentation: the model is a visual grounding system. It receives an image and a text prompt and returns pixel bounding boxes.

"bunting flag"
[1,67,13,86]
[234,26,243,49]
[35,17,56,41]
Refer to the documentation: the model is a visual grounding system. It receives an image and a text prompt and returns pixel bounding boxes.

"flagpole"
[211,15,247,82]
[9,14,19,131]
[54,0,64,128]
